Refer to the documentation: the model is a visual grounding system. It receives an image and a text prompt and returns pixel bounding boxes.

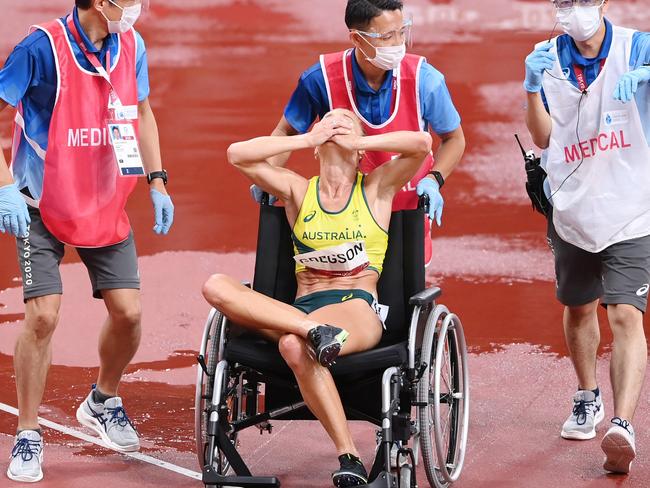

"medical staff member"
[0,0,174,482]
[524,0,650,475]
[255,0,465,265]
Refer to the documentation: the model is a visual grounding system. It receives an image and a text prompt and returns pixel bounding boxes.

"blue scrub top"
[284,48,461,136]
[0,7,150,199]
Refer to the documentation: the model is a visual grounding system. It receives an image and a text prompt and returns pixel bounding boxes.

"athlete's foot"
[602,417,636,474]
[76,387,140,452]
[307,325,349,367]
[6,430,43,483]
[332,453,368,487]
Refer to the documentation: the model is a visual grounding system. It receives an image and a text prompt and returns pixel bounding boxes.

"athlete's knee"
[202,274,235,308]
[24,298,60,341]
[608,304,643,332]
[278,334,311,372]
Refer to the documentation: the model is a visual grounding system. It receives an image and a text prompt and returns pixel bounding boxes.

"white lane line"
[0,402,202,481]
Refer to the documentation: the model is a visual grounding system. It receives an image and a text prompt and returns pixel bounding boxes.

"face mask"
[357,36,406,71]
[103,0,142,34]
[556,5,602,42]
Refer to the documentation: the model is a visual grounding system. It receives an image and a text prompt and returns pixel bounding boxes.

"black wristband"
[147,170,168,185]
[427,170,445,189]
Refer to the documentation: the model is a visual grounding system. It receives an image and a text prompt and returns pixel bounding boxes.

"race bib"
[294,241,370,276]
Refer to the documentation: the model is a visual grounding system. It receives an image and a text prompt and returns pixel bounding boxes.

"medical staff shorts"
[15,206,140,302]
[547,209,650,312]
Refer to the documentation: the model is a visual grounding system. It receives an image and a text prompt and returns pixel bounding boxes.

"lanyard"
[346,50,398,116]
[66,14,122,107]
[573,58,607,93]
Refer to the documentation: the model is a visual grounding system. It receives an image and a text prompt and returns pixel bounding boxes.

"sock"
[16,428,42,436]
[92,387,115,404]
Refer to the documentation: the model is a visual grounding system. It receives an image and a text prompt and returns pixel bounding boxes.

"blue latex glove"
[0,183,30,238]
[150,189,174,235]
[524,43,556,93]
[613,66,650,103]
[416,178,444,227]
[250,184,277,205]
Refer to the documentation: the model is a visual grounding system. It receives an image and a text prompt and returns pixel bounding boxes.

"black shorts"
[547,209,650,312]
[16,206,140,301]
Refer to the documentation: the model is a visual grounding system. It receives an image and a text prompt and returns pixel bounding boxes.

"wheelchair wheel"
[417,306,470,487]
[204,361,242,476]
[194,308,225,468]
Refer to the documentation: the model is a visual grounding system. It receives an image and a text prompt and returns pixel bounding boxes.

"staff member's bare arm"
[0,100,13,185]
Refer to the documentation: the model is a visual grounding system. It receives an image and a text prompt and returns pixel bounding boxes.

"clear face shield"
[550,0,604,10]
[350,15,413,48]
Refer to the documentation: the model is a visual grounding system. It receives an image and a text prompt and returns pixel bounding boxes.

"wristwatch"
[427,170,445,189]
[147,169,168,185]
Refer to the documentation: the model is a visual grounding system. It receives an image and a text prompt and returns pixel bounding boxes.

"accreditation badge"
[108,107,145,177]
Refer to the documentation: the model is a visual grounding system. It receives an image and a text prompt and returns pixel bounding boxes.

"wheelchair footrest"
[358,471,397,488]
[203,467,281,488]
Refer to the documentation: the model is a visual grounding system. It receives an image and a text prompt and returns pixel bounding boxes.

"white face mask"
[357,36,406,71]
[556,5,602,42]
[103,0,142,34]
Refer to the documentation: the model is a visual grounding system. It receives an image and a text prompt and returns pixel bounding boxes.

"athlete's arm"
[525,92,552,149]
[227,117,351,201]
[265,116,300,168]
[341,131,433,196]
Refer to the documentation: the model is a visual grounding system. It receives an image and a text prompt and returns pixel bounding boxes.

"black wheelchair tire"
[417,306,469,487]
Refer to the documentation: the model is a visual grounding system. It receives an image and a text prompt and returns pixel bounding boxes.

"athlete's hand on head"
[306,116,353,147]
[613,66,650,103]
[524,42,556,93]
[416,178,444,227]
[330,133,362,152]
[150,188,174,235]
[0,183,30,238]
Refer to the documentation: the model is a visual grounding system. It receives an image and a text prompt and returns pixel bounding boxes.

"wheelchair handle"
[418,194,430,214]
[261,192,270,206]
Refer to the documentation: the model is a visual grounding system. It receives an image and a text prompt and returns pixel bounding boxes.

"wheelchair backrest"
[252,203,425,346]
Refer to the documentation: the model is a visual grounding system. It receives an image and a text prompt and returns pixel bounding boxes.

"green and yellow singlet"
[292,173,389,276]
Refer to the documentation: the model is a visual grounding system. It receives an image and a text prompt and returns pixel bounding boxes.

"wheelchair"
[194,196,470,488]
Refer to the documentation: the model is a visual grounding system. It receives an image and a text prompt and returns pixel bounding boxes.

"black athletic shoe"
[307,325,350,367]
[332,454,368,487]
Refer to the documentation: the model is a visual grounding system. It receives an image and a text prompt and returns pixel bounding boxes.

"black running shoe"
[332,454,368,487]
[307,325,350,367]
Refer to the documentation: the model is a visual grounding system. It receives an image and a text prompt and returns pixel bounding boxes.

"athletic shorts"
[15,206,140,301]
[547,210,650,312]
[292,289,375,314]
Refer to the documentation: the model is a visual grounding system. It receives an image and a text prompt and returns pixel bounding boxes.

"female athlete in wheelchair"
[202,108,432,487]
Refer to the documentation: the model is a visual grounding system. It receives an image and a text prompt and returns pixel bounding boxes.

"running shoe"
[6,430,43,483]
[561,389,604,440]
[602,417,636,474]
[307,325,349,367]
[76,389,140,452]
[332,453,368,487]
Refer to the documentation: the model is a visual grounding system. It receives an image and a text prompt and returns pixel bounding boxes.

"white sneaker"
[601,417,636,474]
[76,389,140,452]
[6,430,43,483]
[561,389,604,440]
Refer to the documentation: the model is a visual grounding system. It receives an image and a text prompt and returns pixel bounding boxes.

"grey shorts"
[547,210,650,312]
[16,206,140,301]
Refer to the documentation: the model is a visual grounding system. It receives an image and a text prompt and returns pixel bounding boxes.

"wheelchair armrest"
[408,286,442,306]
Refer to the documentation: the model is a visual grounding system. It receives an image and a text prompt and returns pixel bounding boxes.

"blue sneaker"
[6,430,43,483]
